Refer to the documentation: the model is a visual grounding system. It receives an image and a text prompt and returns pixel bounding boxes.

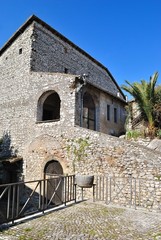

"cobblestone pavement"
[0,201,161,240]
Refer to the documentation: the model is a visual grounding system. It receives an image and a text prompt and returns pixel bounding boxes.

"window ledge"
[36,119,60,124]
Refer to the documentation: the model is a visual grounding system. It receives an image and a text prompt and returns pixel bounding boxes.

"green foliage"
[126,130,142,140]
[156,129,161,139]
[154,232,161,239]
[155,175,161,181]
[122,72,159,136]
[66,137,90,173]
[18,235,33,240]
[153,85,161,129]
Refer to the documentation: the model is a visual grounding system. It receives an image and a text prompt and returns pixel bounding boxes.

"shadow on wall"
[0,131,22,185]
[0,131,18,159]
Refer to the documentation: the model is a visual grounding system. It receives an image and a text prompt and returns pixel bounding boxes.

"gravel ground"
[0,201,161,240]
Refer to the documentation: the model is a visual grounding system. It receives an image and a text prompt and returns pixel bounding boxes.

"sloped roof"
[0,15,126,100]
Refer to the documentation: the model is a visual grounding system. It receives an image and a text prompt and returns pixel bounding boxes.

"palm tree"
[121,72,159,136]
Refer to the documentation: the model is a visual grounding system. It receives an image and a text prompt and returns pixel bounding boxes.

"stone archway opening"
[44,160,63,178]
[37,91,61,122]
[43,92,60,121]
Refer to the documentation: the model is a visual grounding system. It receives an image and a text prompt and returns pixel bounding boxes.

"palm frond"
[121,72,159,130]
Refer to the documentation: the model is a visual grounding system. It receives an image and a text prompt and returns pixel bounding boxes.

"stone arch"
[82,91,96,130]
[44,159,63,178]
[24,134,68,181]
[37,90,61,121]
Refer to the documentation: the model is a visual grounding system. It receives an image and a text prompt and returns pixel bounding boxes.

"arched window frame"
[37,90,61,122]
[82,91,96,130]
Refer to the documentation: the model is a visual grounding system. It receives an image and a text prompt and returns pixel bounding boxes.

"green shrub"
[157,129,161,139]
[126,130,141,140]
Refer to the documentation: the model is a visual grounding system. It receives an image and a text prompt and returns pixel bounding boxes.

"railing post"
[39,180,42,210]
[102,176,104,201]
[7,185,11,220]
[95,176,98,201]
[105,176,108,204]
[16,184,20,217]
[130,175,132,208]
[64,176,67,206]
[138,178,141,207]
[134,178,136,210]
[73,175,76,202]
[93,184,96,202]
[109,177,112,203]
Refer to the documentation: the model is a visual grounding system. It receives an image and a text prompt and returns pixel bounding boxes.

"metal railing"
[94,176,161,211]
[0,175,76,224]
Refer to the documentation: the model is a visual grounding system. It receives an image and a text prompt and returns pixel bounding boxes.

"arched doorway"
[83,92,96,130]
[44,160,63,205]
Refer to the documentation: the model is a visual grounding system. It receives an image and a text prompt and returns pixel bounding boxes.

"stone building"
[1,16,161,212]
[0,15,127,182]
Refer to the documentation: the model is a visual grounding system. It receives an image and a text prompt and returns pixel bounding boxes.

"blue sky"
[0,0,161,99]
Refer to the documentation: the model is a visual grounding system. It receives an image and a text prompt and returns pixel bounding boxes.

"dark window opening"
[64,47,68,53]
[19,48,22,54]
[107,105,110,121]
[114,107,117,123]
[83,92,96,130]
[43,92,60,121]
[64,68,68,74]
[1,159,23,185]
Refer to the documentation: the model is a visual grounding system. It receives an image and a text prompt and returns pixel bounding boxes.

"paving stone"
[0,201,161,240]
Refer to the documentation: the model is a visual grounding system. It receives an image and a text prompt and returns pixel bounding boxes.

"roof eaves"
[85,80,127,104]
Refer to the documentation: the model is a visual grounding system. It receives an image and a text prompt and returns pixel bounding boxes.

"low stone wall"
[24,125,161,181]
[23,125,161,211]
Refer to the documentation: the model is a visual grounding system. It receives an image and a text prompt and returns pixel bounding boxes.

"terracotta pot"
[75,175,94,188]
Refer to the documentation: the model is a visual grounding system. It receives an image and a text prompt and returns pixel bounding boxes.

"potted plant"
[66,137,94,188]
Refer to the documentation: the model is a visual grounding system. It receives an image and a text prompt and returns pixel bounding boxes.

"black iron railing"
[0,175,76,224]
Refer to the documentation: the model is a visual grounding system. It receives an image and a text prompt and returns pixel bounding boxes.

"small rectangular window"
[120,107,123,121]
[107,105,110,121]
[114,108,117,123]
[64,68,68,74]
[19,48,22,54]
[64,47,68,53]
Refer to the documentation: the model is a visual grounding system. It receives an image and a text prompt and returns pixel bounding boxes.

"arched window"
[42,92,60,121]
[83,92,96,130]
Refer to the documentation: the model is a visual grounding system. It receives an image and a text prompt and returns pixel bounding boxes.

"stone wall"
[23,125,161,180]
[22,125,161,211]
[0,71,76,155]
[31,21,125,101]
[0,17,126,155]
